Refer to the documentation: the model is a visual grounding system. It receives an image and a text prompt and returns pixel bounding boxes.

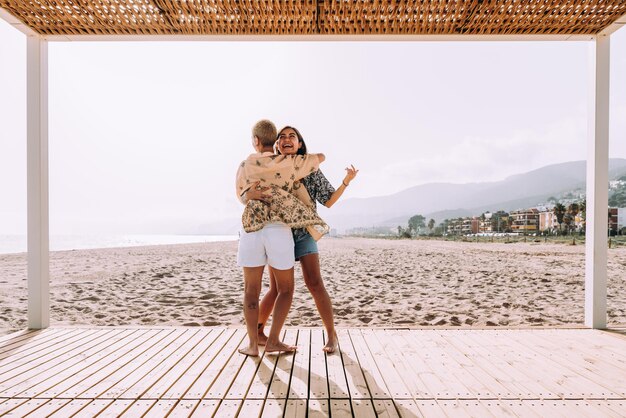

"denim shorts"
[293,228,319,261]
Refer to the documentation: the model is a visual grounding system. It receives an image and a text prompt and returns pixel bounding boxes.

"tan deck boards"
[0,328,624,417]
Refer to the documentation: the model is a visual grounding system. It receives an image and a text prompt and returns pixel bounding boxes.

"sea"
[0,234,238,255]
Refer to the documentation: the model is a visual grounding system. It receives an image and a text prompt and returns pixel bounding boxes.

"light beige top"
[235,152,329,238]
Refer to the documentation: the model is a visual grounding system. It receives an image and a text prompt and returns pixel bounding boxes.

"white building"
[618,208,626,230]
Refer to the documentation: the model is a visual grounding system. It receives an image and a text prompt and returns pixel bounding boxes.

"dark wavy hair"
[277,126,307,155]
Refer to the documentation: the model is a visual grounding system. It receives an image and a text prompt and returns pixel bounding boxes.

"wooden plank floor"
[0,328,624,417]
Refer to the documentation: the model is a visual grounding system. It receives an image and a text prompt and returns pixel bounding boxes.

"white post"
[585,34,610,329]
[26,36,49,329]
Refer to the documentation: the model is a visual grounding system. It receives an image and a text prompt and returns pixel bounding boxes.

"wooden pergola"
[0,0,625,332]
[1,0,625,37]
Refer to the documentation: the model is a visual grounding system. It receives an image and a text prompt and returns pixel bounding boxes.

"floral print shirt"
[235,152,329,236]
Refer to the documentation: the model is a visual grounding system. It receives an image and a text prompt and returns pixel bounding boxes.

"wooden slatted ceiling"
[0,0,625,36]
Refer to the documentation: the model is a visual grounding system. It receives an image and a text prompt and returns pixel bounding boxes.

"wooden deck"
[0,328,624,417]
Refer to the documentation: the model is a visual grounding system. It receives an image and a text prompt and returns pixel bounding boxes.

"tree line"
[397,177,626,238]
[398,201,587,238]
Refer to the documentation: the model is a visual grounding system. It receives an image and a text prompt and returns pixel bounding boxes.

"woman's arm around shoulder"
[294,153,325,163]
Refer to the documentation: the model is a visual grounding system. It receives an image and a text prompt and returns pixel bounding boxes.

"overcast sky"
[1,19,625,235]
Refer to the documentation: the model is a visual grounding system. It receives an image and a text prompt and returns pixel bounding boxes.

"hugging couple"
[235,119,358,356]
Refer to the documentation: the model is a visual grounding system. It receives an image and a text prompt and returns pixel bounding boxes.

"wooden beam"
[39,34,596,42]
[0,7,37,36]
[599,11,626,36]
[27,35,49,330]
[585,34,610,330]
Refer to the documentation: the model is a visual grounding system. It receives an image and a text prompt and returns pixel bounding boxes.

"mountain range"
[317,158,626,232]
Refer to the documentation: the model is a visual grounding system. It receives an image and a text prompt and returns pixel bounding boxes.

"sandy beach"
[1,238,625,334]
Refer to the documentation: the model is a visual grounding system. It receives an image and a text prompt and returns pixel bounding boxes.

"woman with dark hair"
[247,125,358,353]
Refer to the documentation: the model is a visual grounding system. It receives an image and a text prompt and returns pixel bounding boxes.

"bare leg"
[238,266,264,357]
[265,266,297,354]
[300,254,338,353]
[257,271,278,345]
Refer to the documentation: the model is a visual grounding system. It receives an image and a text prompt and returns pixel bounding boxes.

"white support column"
[585,35,610,329]
[26,36,49,329]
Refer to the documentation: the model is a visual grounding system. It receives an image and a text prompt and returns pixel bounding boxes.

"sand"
[1,238,625,334]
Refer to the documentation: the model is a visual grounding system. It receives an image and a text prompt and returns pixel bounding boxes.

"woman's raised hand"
[343,165,359,186]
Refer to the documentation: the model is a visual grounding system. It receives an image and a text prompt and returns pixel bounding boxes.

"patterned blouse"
[290,170,336,237]
[301,169,336,209]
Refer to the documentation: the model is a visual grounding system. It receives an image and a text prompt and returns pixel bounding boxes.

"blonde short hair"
[252,119,277,148]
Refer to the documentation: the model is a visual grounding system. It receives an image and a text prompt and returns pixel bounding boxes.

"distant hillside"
[322,158,626,232]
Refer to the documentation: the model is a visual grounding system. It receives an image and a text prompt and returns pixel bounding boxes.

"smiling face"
[277,128,301,155]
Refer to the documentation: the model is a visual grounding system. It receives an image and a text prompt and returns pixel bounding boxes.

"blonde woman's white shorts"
[237,223,295,270]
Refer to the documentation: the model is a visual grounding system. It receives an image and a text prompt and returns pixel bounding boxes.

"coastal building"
[619,208,626,233]
[445,217,480,236]
[445,220,455,235]
[574,214,585,232]
[479,213,493,233]
[446,218,464,236]
[461,218,480,235]
[539,211,559,232]
[490,211,511,233]
[510,209,540,233]
[609,208,619,235]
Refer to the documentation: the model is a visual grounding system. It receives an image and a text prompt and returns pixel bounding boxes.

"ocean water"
[0,234,238,255]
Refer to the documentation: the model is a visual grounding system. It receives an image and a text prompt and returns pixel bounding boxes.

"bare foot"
[323,332,338,354]
[265,341,297,354]
[238,345,259,357]
[257,332,268,346]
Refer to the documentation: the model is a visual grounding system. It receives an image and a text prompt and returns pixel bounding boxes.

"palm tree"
[428,218,435,232]
[491,211,508,233]
[567,202,580,234]
[408,214,426,236]
[579,199,586,219]
[579,199,586,233]
[442,219,450,236]
[562,213,573,233]
[553,202,566,234]
[491,213,500,232]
